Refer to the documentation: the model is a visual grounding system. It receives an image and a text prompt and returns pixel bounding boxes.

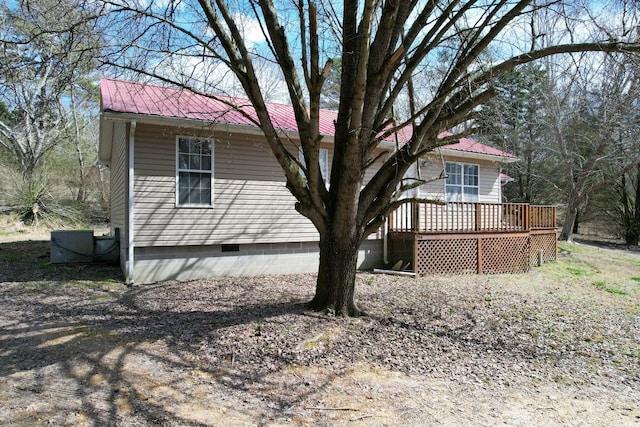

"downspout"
[126,119,136,284]
[383,217,389,264]
[498,164,503,203]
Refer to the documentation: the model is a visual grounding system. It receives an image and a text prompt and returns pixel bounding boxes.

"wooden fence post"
[477,237,483,274]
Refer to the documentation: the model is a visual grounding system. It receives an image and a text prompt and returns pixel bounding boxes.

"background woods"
[0,0,107,226]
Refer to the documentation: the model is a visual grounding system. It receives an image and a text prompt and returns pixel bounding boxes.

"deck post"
[475,203,481,232]
[413,234,419,275]
[477,237,483,274]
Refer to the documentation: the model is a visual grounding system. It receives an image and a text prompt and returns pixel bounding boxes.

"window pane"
[188,139,198,154]
[201,155,212,171]
[446,186,462,202]
[464,165,478,186]
[179,190,189,205]
[463,187,478,202]
[178,172,189,188]
[189,173,200,189]
[200,188,211,205]
[178,138,189,154]
[200,174,211,190]
[178,153,189,169]
[189,154,201,170]
[188,186,198,204]
[178,172,189,204]
[446,163,461,185]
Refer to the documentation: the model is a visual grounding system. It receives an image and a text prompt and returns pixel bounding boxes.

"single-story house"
[99,78,555,283]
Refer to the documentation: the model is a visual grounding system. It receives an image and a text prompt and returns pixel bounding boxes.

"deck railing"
[388,201,556,234]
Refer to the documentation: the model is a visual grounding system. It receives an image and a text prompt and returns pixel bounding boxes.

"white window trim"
[298,147,329,187]
[445,161,479,203]
[175,136,214,208]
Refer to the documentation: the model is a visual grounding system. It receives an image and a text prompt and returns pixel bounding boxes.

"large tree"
[478,64,554,204]
[0,0,101,184]
[546,55,640,241]
[101,0,640,315]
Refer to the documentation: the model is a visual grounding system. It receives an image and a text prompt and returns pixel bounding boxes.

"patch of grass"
[567,267,591,276]
[623,350,640,360]
[631,277,640,283]
[560,258,601,277]
[605,287,628,296]
[592,280,628,296]
[558,242,588,254]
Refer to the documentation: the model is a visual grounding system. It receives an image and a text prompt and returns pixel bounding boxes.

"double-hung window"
[176,137,213,207]
[445,162,479,202]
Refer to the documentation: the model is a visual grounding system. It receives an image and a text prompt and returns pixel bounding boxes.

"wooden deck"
[387,201,558,275]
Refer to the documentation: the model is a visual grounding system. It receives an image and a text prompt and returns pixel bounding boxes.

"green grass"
[567,267,592,276]
[605,287,628,296]
[592,280,628,296]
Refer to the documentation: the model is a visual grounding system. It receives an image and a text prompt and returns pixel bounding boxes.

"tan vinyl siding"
[133,123,320,246]
[109,122,128,237]
[417,154,501,203]
[416,157,446,199]
[480,161,502,203]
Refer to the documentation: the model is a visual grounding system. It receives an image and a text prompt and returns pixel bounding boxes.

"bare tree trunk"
[70,91,86,202]
[627,166,640,246]
[97,161,109,215]
[310,233,361,316]
[559,196,579,241]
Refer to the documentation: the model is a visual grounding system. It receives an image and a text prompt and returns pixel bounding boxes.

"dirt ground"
[0,227,639,426]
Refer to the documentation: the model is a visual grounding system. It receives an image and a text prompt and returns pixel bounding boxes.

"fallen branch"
[305,407,359,412]
[350,414,375,421]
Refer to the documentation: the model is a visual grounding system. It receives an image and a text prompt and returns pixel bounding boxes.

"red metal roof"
[100,78,338,135]
[438,131,516,159]
[101,78,516,160]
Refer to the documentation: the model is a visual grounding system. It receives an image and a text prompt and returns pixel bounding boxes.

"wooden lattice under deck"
[530,230,558,265]
[480,235,530,274]
[416,238,477,275]
[410,230,558,275]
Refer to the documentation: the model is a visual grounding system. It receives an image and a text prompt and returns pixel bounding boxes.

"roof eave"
[435,147,519,163]
[99,110,399,152]
[100,110,272,136]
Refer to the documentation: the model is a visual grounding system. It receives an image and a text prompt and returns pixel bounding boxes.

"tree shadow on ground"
[0,283,340,426]
[0,236,352,426]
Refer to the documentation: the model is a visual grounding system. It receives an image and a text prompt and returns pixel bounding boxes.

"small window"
[445,162,478,202]
[176,137,213,207]
[299,147,329,185]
